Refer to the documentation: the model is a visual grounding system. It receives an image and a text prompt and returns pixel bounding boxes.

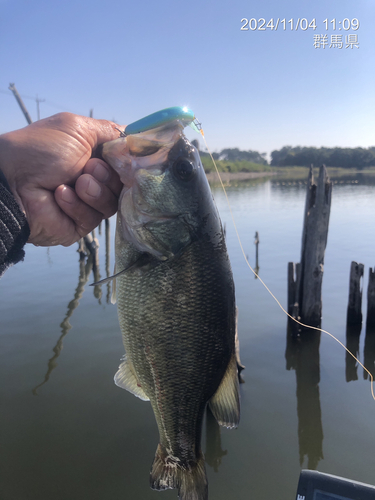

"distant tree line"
[191,141,375,169]
[211,148,268,165]
[191,141,268,165]
[270,146,375,169]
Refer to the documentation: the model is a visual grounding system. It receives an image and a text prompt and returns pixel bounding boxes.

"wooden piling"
[366,267,375,328]
[254,231,260,277]
[300,165,332,324]
[288,165,332,327]
[346,261,364,325]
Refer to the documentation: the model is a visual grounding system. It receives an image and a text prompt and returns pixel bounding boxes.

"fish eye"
[173,158,196,182]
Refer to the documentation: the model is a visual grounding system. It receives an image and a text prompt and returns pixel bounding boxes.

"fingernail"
[61,186,75,204]
[86,178,101,198]
[92,162,110,182]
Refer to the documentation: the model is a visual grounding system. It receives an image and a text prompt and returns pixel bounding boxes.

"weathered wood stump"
[288,165,332,328]
[366,267,375,328]
[346,261,364,325]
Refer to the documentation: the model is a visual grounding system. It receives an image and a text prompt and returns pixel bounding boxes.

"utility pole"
[9,83,33,124]
[36,94,45,120]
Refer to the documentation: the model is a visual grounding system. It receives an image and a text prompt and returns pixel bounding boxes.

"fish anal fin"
[150,444,208,500]
[208,353,240,429]
[114,356,149,401]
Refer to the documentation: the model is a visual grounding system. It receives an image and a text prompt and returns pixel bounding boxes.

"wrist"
[0,133,14,190]
[0,168,11,192]
[0,131,25,212]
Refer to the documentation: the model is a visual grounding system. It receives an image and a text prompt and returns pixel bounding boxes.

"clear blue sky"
[1,0,374,159]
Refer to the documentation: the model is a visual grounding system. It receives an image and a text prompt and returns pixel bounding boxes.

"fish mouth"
[101,124,184,188]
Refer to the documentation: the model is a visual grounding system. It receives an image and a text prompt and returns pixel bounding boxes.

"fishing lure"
[119,106,203,136]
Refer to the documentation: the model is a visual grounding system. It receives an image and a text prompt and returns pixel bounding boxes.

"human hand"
[0,112,123,246]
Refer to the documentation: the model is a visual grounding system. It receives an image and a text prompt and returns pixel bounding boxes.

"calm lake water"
[1,172,375,500]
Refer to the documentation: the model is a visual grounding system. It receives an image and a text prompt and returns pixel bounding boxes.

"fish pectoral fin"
[111,277,117,304]
[90,267,126,287]
[90,253,154,288]
[114,356,150,401]
[111,265,117,304]
[208,353,240,429]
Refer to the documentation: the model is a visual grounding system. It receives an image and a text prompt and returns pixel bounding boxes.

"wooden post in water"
[288,165,332,327]
[105,218,111,303]
[346,261,364,325]
[254,231,259,276]
[366,267,375,328]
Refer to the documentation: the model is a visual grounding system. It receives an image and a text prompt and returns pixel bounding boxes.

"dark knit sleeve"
[0,171,30,277]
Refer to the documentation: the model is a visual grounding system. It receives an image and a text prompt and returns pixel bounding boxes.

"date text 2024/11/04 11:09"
[240,18,360,31]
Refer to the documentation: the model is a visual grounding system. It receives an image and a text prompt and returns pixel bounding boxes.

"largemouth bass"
[101,120,240,500]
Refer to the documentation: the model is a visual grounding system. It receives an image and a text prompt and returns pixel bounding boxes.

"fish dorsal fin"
[114,356,150,401]
[208,353,240,429]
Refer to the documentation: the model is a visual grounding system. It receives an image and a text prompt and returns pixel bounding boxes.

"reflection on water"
[32,222,112,395]
[286,325,323,470]
[345,323,362,382]
[363,327,375,381]
[32,254,96,394]
[205,406,227,472]
[91,228,102,303]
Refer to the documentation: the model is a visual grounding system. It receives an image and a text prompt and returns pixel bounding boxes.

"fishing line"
[199,129,375,402]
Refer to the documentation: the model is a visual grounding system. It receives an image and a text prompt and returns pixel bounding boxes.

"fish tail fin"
[150,444,208,500]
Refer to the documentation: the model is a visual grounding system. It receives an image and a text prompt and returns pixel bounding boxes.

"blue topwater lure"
[122,106,202,136]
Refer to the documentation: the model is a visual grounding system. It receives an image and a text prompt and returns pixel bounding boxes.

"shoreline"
[205,171,277,182]
[205,167,375,183]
